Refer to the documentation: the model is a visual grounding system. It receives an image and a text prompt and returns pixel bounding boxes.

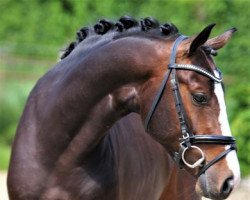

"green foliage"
[0,52,51,171]
[0,79,34,144]
[232,110,250,176]
[0,144,11,169]
[229,83,250,176]
[0,0,249,175]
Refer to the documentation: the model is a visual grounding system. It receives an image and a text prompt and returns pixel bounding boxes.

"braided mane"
[60,16,179,59]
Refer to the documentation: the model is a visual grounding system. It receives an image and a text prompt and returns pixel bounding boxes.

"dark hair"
[60,16,178,59]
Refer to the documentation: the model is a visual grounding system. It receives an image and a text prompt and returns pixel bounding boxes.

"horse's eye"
[192,93,208,105]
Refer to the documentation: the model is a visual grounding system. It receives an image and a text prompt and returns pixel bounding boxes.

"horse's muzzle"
[197,172,234,199]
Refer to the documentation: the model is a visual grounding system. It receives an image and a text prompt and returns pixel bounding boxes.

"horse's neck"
[8,38,169,199]
[52,94,123,171]
[20,37,161,168]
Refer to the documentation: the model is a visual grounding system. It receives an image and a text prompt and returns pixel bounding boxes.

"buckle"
[182,132,190,139]
[181,145,205,168]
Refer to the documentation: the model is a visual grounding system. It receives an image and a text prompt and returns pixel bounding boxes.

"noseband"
[144,35,237,177]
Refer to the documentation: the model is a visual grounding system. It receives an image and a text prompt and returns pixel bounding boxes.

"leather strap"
[169,35,188,66]
[169,64,223,82]
[144,69,172,130]
[169,35,192,143]
[144,35,188,130]
[188,135,236,145]
[197,144,236,177]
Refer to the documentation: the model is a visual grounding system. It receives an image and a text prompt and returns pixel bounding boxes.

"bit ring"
[182,145,205,168]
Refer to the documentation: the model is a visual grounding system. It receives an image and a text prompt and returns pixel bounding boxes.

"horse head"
[139,24,240,199]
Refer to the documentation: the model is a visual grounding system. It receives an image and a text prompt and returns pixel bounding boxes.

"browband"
[169,64,223,82]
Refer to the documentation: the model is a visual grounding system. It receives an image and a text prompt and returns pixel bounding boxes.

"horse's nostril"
[221,176,234,198]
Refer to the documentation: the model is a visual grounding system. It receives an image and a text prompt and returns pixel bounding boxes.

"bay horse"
[7,16,240,200]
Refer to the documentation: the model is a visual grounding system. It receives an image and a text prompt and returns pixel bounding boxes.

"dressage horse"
[7,16,240,200]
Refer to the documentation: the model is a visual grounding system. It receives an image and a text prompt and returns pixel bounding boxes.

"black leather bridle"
[144,35,237,177]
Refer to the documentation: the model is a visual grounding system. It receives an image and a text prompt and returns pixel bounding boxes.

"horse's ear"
[204,28,237,50]
[189,24,216,55]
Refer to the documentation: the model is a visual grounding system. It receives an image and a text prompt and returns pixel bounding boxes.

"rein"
[144,35,236,177]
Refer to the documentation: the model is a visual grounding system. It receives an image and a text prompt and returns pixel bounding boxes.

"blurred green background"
[0,0,249,176]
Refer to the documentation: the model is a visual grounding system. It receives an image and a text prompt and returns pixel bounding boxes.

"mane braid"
[60,16,179,60]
